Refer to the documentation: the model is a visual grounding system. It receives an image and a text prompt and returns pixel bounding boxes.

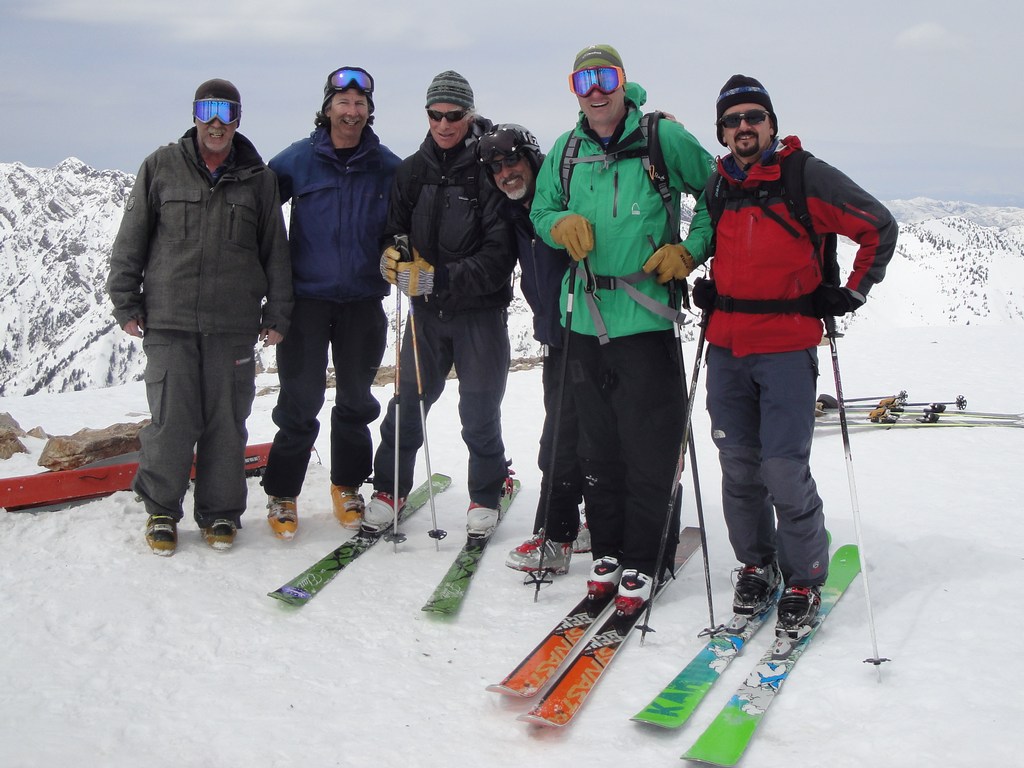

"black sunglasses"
[427,108,468,123]
[486,154,522,174]
[717,110,770,129]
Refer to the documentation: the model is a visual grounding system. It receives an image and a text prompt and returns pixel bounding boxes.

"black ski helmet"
[476,123,543,175]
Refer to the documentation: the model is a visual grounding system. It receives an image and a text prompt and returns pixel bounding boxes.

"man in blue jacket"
[262,67,401,538]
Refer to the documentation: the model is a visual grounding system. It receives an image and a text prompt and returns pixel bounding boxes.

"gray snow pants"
[133,329,257,528]
[705,343,829,587]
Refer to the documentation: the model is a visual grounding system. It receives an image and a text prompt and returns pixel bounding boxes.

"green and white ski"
[421,478,520,615]
[682,544,861,766]
[268,473,452,607]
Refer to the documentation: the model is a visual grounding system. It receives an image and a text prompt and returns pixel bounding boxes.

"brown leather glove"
[550,214,594,262]
[395,251,435,297]
[642,243,695,284]
[380,246,401,284]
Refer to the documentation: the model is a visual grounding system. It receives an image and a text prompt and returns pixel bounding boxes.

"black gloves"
[813,285,864,317]
[691,278,717,313]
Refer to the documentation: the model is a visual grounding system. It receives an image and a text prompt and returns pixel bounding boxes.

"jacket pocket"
[224,189,259,250]
[157,187,202,242]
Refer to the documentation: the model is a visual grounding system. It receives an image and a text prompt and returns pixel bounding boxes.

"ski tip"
[516,712,564,728]
[485,683,532,698]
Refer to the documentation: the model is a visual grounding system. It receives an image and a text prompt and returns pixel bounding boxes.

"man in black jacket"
[366,71,515,539]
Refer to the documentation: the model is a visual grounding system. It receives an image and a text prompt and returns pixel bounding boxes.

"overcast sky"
[1,1,1017,205]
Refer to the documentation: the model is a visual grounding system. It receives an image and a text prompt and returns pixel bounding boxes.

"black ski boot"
[732,562,781,616]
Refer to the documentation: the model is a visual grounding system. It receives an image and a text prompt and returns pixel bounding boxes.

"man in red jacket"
[693,75,897,639]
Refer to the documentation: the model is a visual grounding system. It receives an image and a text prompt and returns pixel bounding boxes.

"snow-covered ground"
[1,324,1021,767]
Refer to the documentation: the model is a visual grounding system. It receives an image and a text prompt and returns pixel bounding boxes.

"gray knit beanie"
[424,71,475,110]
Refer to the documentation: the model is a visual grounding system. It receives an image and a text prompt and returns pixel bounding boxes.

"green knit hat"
[424,71,475,110]
[573,44,624,72]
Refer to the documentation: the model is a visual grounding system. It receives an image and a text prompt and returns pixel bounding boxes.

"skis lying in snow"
[815,393,1023,429]
[630,597,780,729]
[421,477,521,615]
[268,473,452,607]
[512,526,702,727]
[681,544,861,766]
[1,443,272,512]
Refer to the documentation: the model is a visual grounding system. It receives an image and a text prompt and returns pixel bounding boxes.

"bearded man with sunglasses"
[530,45,716,617]
[476,124,591,577]
[107,78,292,556]
[691,75,896,640]
[259,67,402,539]
[366,71,515,540]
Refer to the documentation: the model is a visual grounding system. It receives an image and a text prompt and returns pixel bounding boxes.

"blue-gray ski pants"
[705,343,829,586]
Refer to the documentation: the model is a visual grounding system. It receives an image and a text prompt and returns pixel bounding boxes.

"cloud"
[20,0,480,46]
[894,22,966,52]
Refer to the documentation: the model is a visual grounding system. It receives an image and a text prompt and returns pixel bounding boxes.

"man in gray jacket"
[107,78,292,556]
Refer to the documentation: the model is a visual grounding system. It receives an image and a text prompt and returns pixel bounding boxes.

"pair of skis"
[488,526,703,726]
[631,544,862,766]
[268,473,520,615]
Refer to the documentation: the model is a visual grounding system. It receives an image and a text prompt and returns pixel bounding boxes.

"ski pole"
[408,302,446,548]
[825,316,890,678]
[526,281,576,600]
[385,285,407,551]
[639,287,716,644]
[385,234,415,552]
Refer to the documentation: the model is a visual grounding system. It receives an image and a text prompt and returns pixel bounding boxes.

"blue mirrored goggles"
[569,66,625,97]
[328,67,374,94]
[193,99,241,124]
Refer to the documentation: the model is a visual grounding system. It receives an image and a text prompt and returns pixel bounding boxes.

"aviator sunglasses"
[568,66,625,97]
[717,110,770,129]
[193,99,241,125]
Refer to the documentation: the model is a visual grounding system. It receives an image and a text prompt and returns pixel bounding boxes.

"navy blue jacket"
[269,126,401,302]
[501,200,570,348]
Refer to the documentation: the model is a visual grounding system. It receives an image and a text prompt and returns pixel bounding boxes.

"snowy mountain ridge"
[2,157,1023,397]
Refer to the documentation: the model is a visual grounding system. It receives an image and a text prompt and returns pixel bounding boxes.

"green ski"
[268,473,452,607]
[421,478,520,615]
[682,544,861,766]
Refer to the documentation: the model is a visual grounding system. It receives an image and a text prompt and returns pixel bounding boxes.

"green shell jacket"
[530,82,715,339]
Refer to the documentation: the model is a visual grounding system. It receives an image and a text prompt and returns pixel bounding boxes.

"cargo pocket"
[232,344,257,423]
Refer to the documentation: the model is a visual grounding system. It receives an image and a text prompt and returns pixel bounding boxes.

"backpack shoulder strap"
[780,149,839,283]
[559,134,584,207]
[638,111,678,240]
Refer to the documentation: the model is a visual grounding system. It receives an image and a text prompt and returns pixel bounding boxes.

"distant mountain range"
[2,158,1023,397]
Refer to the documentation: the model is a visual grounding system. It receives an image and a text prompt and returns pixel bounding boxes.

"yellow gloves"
[380,246,401,284]
[397,253,434,297]
[380,245,434,297]
[642,243,695,284]
[550,214,594,262]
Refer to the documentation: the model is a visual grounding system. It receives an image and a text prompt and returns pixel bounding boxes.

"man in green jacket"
[531,44,714,615]
[107,78,292,556]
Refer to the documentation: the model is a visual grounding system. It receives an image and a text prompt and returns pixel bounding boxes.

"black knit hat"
[715,74,776,145]
[425,71,474,110]
[194,78,241,103]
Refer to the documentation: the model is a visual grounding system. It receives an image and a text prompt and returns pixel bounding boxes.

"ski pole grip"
[393,234,412,262]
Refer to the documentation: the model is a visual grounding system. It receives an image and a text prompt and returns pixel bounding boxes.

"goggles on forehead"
[568,66,625,97]
[193,99,241,125]
[328,67,374,94]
